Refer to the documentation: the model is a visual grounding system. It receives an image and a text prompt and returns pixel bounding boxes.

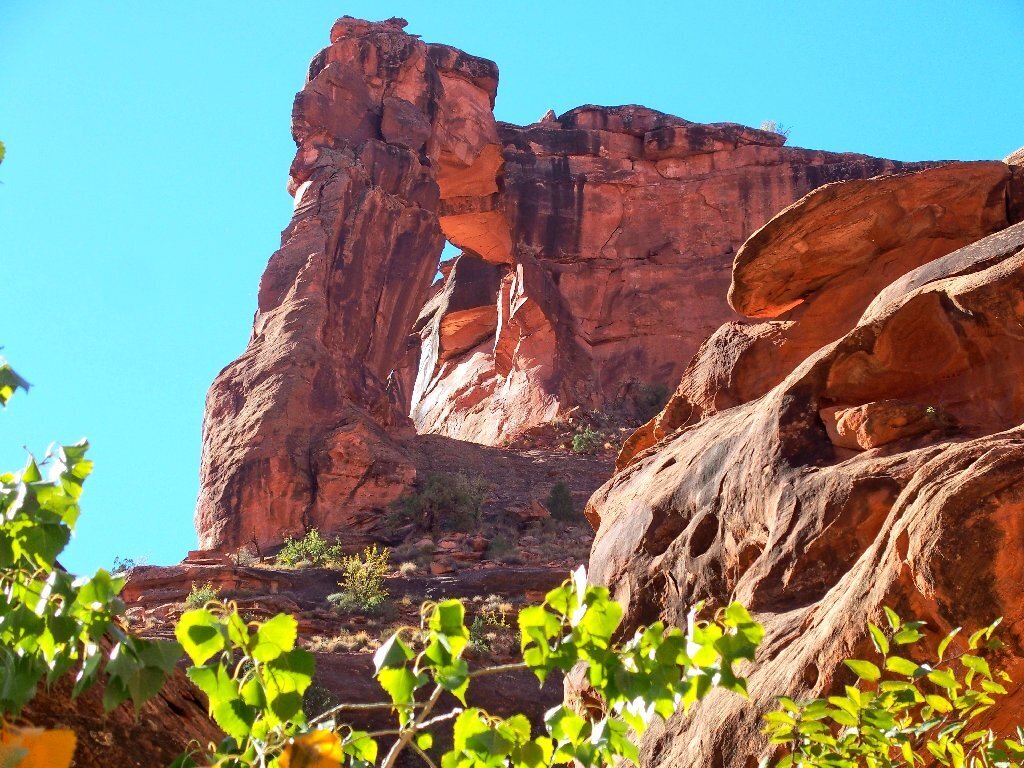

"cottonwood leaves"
[0,365,181,719]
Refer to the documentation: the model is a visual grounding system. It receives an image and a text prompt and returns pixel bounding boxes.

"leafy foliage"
[570,428,601,455]
[0,355,29,408]
[329,545,390,614]
[169,566,761,767]
[275,529,345,568]
[173,600,340,766]
[545,482,575,522]
[0,359,181,721]
[394,473,489,533]
[765,608,1023,768]
[186,582,222,610]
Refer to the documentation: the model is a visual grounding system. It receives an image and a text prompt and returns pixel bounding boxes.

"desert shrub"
[301,683,337,721]
[399,561,418,577]
[185,582,221,609]
[469,607,512,653]
[110,555,146,573]
[308,631,375,654]
[759,119,792,139]
[331,544,390,613]
[487,532,515,559]
[275,528,344,567]
[571,426,602,455]
[232,546,258,567]
[395,472,489,532]
[546,481,575,521]
[634,382,670,422]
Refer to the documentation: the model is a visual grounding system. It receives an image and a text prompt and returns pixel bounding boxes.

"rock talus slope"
[586,162,1024,767]
[196,16,940,551]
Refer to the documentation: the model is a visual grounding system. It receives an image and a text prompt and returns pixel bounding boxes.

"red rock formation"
[410,107,938,445]
[196,17,503,550]
[584,159,1024,768]
[618,161,1015,467]
[194,15,991,555]
[23,661,219,768]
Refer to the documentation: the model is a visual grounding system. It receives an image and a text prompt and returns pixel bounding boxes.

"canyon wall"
[197,16,936,551]
[585,158,1024,767]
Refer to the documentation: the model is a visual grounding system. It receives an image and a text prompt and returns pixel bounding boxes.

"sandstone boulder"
[618,161,1014,468]
[586,199,1024,767]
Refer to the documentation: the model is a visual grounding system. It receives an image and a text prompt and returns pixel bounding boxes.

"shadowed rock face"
[585,167,1024,767]
[196,16,941,552]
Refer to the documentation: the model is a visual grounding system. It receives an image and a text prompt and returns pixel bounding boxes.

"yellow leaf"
[0,725,76,768]
[279,730,344,768]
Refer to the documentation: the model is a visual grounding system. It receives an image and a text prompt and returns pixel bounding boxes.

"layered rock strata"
[197,17,504,549]
[197,16,942,551]
[585,162,1024,766]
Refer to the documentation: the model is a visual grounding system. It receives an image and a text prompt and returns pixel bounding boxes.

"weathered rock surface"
[197,16,949,552]
[197,17,504,550]
[409,108,939,445]
[23,660,220,768]
[619,161,1016,468]
[586,181,1024,768]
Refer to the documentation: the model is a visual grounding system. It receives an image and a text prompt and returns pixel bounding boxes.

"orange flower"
[0,725,77,768]
[278,729,345,768]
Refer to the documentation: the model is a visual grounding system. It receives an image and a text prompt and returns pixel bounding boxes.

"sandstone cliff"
[586,161,1024,767]
[197,16,938,552]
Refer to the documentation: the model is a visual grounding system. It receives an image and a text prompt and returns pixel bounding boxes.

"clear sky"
[2,1,1022,575]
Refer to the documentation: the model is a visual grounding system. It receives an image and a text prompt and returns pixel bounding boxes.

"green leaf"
[844,659,880,682]
[927,669,960,691]
[175,609,225,665]
[251,613,297,662]
[373,633,414,673]
[938,627,961,661]
[885,656,920,677]
[868,622,889,655]
[961,654,991,680]
[883,606,901,631]
[429,599,468,638]
[378,667,418,709]
[416,733,433,750]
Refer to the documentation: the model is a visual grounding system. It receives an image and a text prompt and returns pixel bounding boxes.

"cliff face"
[585,161,1024,768]
[407,107,935,445]
[196,16,937,551]
[196,17,503,550]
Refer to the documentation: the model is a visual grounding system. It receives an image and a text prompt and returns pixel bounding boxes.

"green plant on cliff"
[275,528,345,568]
[571,427,601,455]
[545,481,575,522]
[327,544,390,614]
[766,608,1024,768]
[0,356,182,737]
[186,582,222,610]
[171,565,764,767]
[394,472,489,533]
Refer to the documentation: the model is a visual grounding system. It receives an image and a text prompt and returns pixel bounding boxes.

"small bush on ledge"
[275,528,345,568]
[328,544,391,614]
[394,471,489,532]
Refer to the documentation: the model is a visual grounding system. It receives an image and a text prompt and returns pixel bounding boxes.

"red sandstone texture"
[197,15,941,552]
[196,17,504,550]
[584,161,1024,766]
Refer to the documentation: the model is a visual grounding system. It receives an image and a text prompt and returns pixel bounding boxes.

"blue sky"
[2,1,1022,575]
